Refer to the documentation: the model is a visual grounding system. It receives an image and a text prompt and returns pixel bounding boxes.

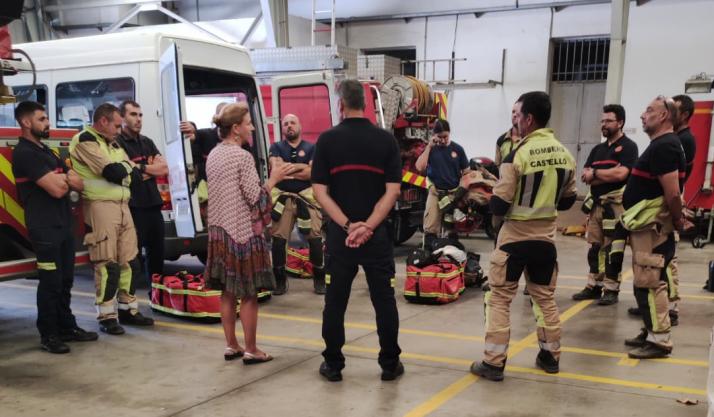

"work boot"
[627,342,671,359]
[118,310,154,326]
[319,361,343,382]
[535,349,559,374]
[627,306,642,316]
[99,319,125,335]
[273,267,288,296]
[597,290,619,306]
[313,268,326,295]
[469,361,504,382]
[571,286,602,300]
[41,336,71,354]
[381,361,405,381]
[59,326,99,342]
[669,310,679,326]
[624,328,647,348]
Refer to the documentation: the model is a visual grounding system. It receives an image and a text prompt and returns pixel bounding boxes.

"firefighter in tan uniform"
[471,92,577,381]
[494,102,522,167]
[415,119,470,250]
[572,104,638,305]
[268,114,325,295]
[619,96,686,359]
[70,103,166,334]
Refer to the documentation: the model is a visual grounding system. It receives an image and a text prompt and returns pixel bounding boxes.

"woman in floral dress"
[205,102,291,364]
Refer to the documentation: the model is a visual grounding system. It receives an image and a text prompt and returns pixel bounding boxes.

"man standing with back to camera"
[312,79,403,382]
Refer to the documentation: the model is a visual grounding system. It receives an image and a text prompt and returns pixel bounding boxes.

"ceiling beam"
[43,0,162,13]
[317,0,611,24]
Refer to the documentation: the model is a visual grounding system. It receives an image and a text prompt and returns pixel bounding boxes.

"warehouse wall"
[323,0,714,161]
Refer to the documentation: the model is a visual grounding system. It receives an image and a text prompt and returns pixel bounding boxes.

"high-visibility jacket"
[620,196,673,233]
[70,126,133,202]
[271,187,320,235]
[504,128,576,221]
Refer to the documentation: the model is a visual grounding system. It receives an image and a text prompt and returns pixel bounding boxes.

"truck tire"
[392,213,418,245]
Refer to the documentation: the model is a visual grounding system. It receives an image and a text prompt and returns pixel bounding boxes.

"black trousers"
[130,206,165,285]
[322,223,401,371]
[29,226,77,339]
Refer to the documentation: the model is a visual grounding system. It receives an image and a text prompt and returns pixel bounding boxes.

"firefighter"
[312,79,403,382]
[12,101,98,353]
[415,119,470,250]
[471,92,577,381]
[621,96,685,359]
[268,114,325,295]
[116,100,169,286]
[494,102,522,167]
[572,104,638,305]
[70,103,165,334]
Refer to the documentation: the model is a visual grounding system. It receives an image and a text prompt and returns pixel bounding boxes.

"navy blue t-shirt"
[426,141,469,189]
[269,139,315,193]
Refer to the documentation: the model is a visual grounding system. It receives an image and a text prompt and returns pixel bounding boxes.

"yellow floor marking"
[617,357,640,367]
[559,271,703,289]
[557,284,714,301]
[2,301,707,399]
[402,300,593,417]
[506,365,706,396]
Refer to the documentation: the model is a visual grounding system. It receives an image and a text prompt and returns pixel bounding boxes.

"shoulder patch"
[78,131,97,143]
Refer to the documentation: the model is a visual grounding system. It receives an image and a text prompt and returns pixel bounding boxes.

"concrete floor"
[1,209,712,417]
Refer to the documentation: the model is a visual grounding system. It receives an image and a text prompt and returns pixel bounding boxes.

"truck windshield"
[0,85,48,127]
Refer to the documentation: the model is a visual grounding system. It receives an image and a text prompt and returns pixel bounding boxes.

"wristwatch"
[343,220,351,233]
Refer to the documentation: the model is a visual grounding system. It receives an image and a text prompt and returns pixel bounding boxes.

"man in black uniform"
[269,114,325,295]
[572,104,638,305]
[116,100,168,285]
[673,94,696,182]
[622,96,685,359]
[312,79,403,382]
[12,101,98,353]
[180,102,227,184]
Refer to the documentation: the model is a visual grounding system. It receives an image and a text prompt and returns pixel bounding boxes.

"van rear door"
[158,42,203,237]
[270,71,338,144]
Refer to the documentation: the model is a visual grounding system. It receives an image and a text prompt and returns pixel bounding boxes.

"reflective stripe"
[325,274,331,285]
[118,300,139,310]
[531,297,545,327]
[406,270,464,279]
[403,289,464,299]
[297,218,312,229]
[97,304,115,315]
[646,329,671,344]
[598,246,606,274]
[151,283,222,297]
[438,196,451,210]
[484,343,509,354]
[538,341,561,352]
[273,201,285,214]
[647,290,661,332]
[602,218,618,231]
[36,262,57,271]
[611,239,626,254]
[666,264,678,300]
[509,204,557,219]
[390,277,395,288]
[519,172,536,206]
[151,303,221,318]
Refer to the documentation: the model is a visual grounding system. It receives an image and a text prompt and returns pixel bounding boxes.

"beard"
[32,128,50,139]
[285,131,299,142]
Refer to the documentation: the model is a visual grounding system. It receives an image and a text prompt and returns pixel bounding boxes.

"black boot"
[535,349,559,374]
[313,267,326,295]
[597,290,619,305]
[423,233,437,251]
[273,267,288,296]
[624,328,647,347]
[571,286,602,300]
[118,309,154,326]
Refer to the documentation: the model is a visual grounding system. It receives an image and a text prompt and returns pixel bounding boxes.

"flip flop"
[242,351,273,365]
[224,347,244,361]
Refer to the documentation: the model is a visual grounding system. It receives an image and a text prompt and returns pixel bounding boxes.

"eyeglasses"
[600,119,618,124]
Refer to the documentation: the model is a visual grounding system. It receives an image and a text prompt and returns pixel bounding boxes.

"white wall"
[621,0,714,152]
[319,0,714,161]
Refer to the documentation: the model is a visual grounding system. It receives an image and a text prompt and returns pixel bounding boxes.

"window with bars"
[551,37,610,82]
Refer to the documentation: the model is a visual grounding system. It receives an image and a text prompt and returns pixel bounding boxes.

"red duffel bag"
[286,246,313,278]
[404,262,465,304]
[150,272,273,323]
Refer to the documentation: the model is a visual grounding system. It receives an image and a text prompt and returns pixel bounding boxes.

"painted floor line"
[2,301,706,400]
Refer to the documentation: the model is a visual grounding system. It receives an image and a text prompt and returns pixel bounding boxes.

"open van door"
[158,42,203,237]
[270,71,339,144]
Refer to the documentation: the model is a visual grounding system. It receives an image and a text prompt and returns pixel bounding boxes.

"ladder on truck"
[311,0,336,47]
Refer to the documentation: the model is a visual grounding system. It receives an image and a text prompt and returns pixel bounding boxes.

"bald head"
[281,113,302,143]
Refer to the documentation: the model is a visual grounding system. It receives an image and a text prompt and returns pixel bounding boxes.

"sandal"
[242,351,273,365]
[224,347,244,361]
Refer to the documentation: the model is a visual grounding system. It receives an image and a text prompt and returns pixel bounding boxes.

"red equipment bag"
[404,261,465,304]
[286,246,313,278]
[150,271,271,322]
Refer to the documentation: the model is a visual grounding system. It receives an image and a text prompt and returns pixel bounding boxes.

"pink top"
[206,142,265,244]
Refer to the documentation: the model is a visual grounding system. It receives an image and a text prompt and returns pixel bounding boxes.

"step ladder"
[311,0,336,46]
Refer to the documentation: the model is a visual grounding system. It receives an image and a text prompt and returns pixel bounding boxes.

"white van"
[3,31,271,263]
